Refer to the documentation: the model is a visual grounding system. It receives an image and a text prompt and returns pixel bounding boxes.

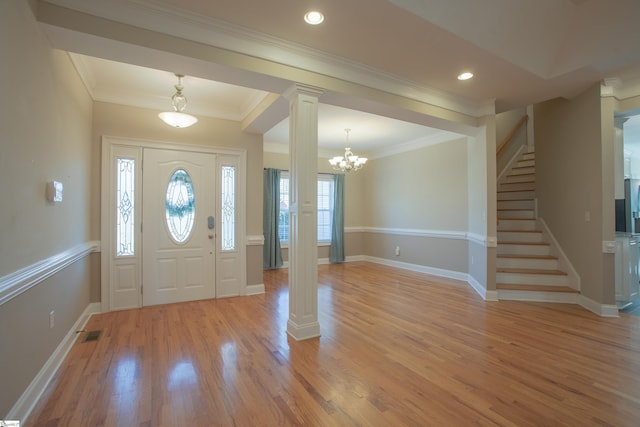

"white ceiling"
[40,0,640,154]
[70,53,452,154]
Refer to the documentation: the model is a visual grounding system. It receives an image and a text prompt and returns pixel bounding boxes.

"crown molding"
[263,132,463,159]
[602,76,640,101]
[367,132,464,160]
[43,0,494,118]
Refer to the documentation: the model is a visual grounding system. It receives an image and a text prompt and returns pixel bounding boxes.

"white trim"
[101,136,249,311]
[347,226,496,247]
[102,135,248,156]
[497,144,527,182]
[8,302,101,423]
[245,284,265,295]
[262,130,464,160]
[45,0,493,118]
[538,218,581,291]
[344,227,366,233]
[498,289,580,304]
[283,255,497,302]
[578,295,620,318]
[367,133,464,160]
[0,241,100,306]
[467,274,498,301]
[357,227,467,240]
[363,255,468,281]
[467,233,497,248]
[246,235,265,246]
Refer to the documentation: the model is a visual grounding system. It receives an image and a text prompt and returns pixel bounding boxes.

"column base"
[287,319,321,341]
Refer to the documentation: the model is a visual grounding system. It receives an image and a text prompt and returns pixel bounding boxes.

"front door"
[142,148,216,306]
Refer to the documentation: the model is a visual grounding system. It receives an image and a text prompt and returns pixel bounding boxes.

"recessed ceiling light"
[457,72,474,81]
[304,10,325,25]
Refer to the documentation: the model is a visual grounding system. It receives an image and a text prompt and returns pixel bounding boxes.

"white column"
[285,83,322,341]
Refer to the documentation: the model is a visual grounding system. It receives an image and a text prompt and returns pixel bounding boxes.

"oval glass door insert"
[165,169,196,243]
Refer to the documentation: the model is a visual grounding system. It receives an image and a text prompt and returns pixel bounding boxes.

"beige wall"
[265,138,471,274]
[363,138,469,230]
[534,84,611,303]
[93,102,264,287]
[496,107,528,175]
[0,0,94,415]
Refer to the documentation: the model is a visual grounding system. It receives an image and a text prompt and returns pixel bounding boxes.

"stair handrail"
[496,114,528,156]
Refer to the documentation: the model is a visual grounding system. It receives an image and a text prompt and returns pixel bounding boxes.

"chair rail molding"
[0,241,100,306]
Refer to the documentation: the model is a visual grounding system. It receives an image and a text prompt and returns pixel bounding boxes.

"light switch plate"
[47,181,63,202]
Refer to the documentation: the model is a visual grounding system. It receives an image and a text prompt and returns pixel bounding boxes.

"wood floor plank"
[26,262,640,426]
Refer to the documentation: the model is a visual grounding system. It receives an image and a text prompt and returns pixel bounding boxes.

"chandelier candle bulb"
[328,128,367,173]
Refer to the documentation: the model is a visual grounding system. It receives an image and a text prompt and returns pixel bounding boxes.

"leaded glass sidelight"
[116,158,136,256]
[221,166,236,251]
[165,169,196,244]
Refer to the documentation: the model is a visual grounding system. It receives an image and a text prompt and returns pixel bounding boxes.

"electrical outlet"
[49,310,55,329]
[395,246,400,256]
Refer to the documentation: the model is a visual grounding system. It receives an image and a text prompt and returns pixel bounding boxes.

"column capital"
[283,83,324,100]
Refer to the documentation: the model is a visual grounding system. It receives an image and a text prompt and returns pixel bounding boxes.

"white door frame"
[100,136,247,312]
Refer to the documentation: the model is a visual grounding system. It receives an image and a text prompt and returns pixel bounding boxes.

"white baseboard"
[363,255,468,282]
[245,284,265,295]
[467,274,498,301]
[8,302,101,423]
[578,295,619,317]
[277,255,495,302]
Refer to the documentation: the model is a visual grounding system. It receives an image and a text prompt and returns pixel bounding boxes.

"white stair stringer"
[496,150,581,303]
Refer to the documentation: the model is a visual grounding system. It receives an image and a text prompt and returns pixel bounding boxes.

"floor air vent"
[82,330,102,343]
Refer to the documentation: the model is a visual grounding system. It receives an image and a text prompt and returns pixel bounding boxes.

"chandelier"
[158,74,198,128]
[328,128,368,172]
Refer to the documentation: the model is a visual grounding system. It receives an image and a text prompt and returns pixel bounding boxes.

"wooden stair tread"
[497,217,536,221]
[497,208,534,211]
[497,254,557,260]
[498,241,549,245]
[500,180,535,185]
[496,284,578,293]
[498,189,535,194]
[498,198,535,202]
[497,268,567,275]
[498,229,542,233]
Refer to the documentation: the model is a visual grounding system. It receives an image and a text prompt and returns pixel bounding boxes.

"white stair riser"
[496,257,559,270]
[498,190,536,201]
[509,167,535,175]
[496,272,568,286]
[498,210,535,219]
[497,199,535,210]
[497,231,544,242]
[497,219,537,230]
[503,174,535,183]
[517,160,535,167]
[497,244,551,256]
[497,290,578,303]
[499,182,536,191]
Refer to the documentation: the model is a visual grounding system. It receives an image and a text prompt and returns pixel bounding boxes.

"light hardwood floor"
[27,262,640,426]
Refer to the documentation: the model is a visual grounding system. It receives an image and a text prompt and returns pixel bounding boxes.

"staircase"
[496,150,579,301]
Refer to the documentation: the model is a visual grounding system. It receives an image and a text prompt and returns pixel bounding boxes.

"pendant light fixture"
[158,74,198,128]
[329,128,368,172]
